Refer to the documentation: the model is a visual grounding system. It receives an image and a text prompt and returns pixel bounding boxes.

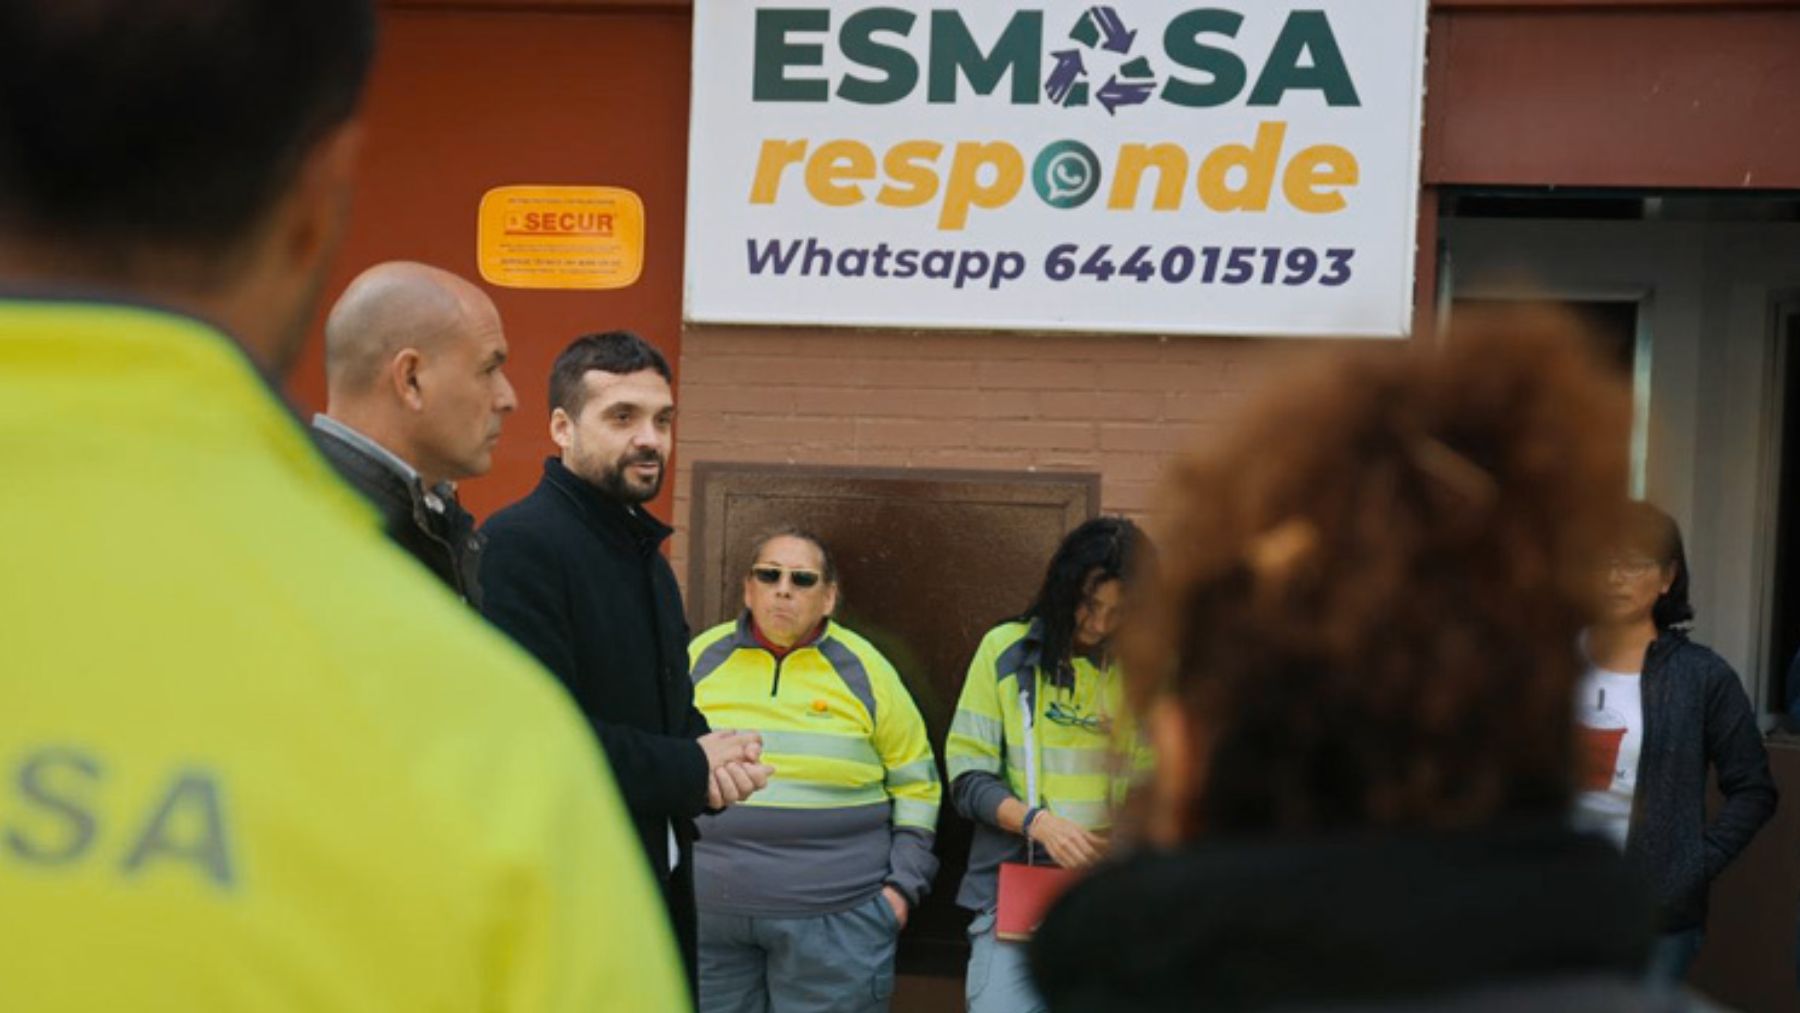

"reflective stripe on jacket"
[946,618,1145,912]
[690,615,941,831]
[945,619,1125,829]
[689,615,943,914]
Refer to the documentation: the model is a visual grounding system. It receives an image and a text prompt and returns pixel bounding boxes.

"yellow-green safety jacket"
[0,297,686,1012]
[945,618,1137,913]
[689,615,941,914]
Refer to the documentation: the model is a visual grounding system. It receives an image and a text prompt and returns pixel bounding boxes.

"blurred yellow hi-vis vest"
[0,299,687,1013]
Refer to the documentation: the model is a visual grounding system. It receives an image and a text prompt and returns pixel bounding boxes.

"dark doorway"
[1767,309,1800,719]
[687,463,1100,978]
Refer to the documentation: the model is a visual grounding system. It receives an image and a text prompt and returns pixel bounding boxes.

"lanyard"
[1020,682,1042,866]
[1020,684,1040,810]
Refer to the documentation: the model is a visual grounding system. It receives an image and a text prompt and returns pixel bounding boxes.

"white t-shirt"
[1574,665,1644,849]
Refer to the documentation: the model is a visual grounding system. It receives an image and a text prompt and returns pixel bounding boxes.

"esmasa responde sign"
[684,1,1428,339]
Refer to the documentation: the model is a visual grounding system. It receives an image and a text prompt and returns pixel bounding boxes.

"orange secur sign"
[477,185,645,290]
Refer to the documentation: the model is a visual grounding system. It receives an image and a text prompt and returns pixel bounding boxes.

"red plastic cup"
[1579,724,1626,791]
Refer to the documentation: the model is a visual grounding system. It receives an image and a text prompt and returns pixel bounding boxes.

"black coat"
[1626,630,1777,931]
[1033,825,1665,1013]
[311,419,484,606]
[479,458,711,974]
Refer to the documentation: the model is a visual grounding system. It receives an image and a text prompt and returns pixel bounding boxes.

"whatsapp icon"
[1032,141,1102,209]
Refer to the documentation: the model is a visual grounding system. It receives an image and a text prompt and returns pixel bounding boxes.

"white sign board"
[685,1,1428,338]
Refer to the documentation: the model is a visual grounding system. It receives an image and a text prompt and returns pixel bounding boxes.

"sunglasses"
[751,565,823,589]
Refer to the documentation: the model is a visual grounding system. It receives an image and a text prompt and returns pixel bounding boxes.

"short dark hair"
[548,330,673,416]
[748,526,838,585]
[1614,500,1695,631]
[0,1,376,267]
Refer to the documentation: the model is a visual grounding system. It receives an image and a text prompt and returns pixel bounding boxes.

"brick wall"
[670,325,1344,584]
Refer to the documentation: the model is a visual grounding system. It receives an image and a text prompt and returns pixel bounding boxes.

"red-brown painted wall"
[287,4,692,520]
[1425,6,1800,188]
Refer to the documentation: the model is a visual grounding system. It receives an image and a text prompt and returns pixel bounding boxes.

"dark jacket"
[1625,630,1777,931]
[311,418,484,607]
[479,458,713,866]
[479,458,713,991]
[1785,648,1800,725]
[1032,825,1667,1013]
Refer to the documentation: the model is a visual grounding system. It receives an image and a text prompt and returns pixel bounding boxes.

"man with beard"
[314,261,517,606]
[481,330,773,991]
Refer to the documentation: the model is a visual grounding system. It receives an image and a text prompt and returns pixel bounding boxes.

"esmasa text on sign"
[684,2,1428,338]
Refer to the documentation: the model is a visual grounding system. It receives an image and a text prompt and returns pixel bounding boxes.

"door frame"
[1442,216,1800,712]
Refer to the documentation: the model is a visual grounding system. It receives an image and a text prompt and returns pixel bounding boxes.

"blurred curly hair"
[1132,306,1631,839]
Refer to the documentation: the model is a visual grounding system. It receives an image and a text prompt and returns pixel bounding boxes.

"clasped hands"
[698,730,775,809]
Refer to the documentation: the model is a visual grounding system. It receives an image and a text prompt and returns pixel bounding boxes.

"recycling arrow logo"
[1043,6,1159,115]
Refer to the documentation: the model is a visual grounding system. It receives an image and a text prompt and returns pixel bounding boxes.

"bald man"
[312,261,517,605]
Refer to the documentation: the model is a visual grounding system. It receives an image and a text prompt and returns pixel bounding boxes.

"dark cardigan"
[1624,629,1777,931]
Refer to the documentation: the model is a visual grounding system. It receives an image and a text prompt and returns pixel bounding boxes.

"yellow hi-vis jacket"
[0,299,686,1013]
[689,617,941,832]
[945,618,1139,912]
[946,619,1125,829]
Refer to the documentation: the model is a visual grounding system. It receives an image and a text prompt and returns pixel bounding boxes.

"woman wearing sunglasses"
[686,528,941,1013]
[945,516,1148,1013]
[1575,501,1775,983]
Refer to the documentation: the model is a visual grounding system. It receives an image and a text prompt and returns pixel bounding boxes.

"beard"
[585,446,665,505]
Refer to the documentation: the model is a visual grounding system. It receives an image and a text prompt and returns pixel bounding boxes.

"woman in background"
[1576,501,1775,983]
[946,516,1148,1013]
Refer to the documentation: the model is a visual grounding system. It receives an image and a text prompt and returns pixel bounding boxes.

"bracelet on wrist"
[1022,806,1045,839]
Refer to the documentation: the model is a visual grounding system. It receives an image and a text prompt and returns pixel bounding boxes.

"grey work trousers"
[698,893,900,1013]
[964,910,1046,1013]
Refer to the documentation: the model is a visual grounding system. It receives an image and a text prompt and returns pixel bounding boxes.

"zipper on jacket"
[770,653,786,698]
